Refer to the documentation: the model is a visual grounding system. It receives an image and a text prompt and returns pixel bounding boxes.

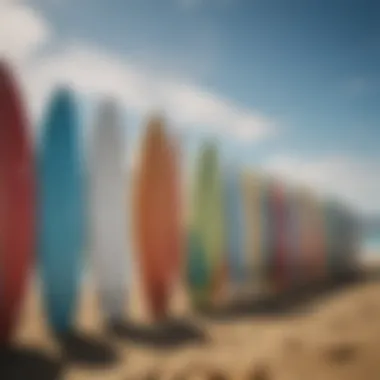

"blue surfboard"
[37,87,86,335]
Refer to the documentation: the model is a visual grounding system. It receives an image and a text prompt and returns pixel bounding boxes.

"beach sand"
[5,263,380,380]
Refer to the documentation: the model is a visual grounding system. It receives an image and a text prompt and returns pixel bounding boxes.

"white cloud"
[264,154,380,215]
[18,44,275,143]
[159,80,275,140]
[1,1,377,217]
[0,0,50,63]
[0,0,275,143]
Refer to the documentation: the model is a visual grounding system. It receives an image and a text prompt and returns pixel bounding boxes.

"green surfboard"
[187,142,225,308]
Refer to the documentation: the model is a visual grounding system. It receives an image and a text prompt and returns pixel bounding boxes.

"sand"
[6,266,380,380]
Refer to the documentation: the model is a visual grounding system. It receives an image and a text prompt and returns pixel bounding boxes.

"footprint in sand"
[323,343,358,365]
[246,363,272,380]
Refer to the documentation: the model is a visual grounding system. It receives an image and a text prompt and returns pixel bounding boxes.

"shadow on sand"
[109,317,208,349]
[57,329,118,368]
[199,269,371,321]
[0,346,62,380]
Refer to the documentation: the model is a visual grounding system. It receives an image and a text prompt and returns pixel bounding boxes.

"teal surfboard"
[37,87,86,334]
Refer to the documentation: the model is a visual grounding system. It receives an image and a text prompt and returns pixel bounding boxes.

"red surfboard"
[0,61,35,344]
[133,115,181,321]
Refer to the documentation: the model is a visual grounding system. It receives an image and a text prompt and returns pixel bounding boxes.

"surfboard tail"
[42,279,79,334]
[144,279,170,320]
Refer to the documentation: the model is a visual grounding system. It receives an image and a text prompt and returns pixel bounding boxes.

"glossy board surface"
[89,99,128,322]
[134,116,181,320]
[38,88,85,334]
[0,62,35,344]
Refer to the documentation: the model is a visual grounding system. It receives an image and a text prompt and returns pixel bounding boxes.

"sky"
[1,0,380,216]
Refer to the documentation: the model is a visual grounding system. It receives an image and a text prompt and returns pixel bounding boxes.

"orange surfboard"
[133,115,181,321]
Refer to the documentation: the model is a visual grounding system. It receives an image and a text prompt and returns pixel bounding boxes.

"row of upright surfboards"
[0,62,360,345]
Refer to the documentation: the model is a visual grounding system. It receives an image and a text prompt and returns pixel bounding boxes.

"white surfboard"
[89,98,128,323]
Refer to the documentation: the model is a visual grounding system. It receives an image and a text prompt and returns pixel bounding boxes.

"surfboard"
[296,188,322,283]
[333,205,358,278]
[297,189,313,283]
[0,61,35,344]
[187,142,225,308]
[241,171,263,295]
[304,193,325,281]
[323,199,342,278]
[322,201,333,278]
[313,198,327,280]
[224,165,246,292]
[271,182,288,292]
[285,189,303,288]
[260,178,275,293]
[343,208,359,273]
[133,115,181,320]
[37,87,86,335]
[89,98,128,323]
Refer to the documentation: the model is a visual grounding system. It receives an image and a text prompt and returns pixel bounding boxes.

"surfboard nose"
[43,87,79,146]
[50,87,75,112]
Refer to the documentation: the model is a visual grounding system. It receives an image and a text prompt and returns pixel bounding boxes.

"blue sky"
[1,0,379,214]
[33,0,380,156]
